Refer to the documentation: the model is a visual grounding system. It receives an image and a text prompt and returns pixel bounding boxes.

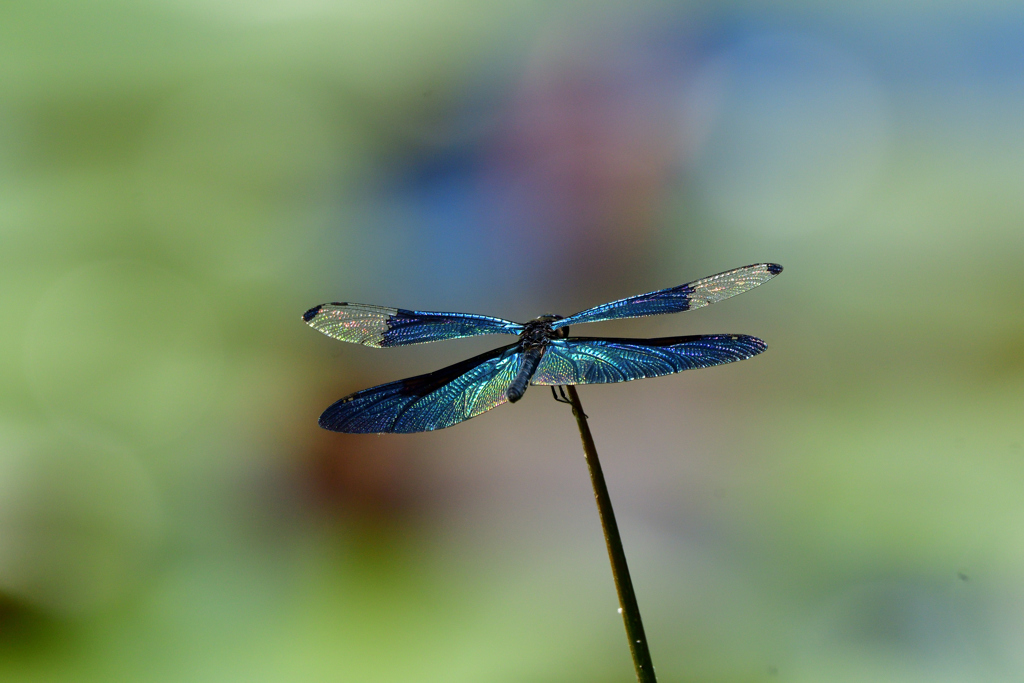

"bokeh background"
[1,1,1023,681]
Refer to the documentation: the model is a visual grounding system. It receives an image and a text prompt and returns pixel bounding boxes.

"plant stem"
[564,385,657,683]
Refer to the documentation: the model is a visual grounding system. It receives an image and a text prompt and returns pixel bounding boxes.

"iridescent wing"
[551,264,782,330]
[530,335,767,385]
[319,343,523,433]
[303,303,524,348]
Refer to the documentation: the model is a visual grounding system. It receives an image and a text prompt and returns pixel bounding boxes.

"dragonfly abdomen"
[507,345,545,403]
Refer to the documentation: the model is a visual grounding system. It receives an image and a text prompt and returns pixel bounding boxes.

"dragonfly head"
[533,314,569,338]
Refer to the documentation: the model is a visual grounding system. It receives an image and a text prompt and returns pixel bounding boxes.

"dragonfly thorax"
[520,315,568,349]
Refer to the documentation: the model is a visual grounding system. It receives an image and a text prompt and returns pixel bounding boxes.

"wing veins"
[552,263,782,329]
[304,303,524,348]
[531,335,767,386]
[319,342,521,433]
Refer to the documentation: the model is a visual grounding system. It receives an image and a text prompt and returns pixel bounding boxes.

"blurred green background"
[1,1,1023,681]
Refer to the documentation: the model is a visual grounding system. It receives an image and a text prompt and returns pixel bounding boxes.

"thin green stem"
[564,385,657,683]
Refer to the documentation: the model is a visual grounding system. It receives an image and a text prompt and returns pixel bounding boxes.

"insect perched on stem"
[302,263,782,434]
[304,263,782,682]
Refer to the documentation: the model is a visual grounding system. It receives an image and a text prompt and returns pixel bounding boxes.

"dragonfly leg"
[551,386,572,404]
[552,386,586,417]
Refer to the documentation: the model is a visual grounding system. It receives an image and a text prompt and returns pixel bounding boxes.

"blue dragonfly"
[303,263,782,433]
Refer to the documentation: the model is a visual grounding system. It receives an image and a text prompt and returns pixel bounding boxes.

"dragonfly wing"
[552,263,782,329]
[319,343,523,433]
[303,303,524,347]
[531,335,767,385]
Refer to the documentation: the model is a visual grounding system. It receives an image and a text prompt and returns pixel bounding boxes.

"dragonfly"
[303,263,782,433]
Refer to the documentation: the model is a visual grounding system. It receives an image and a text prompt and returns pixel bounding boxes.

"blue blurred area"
[1,2,1023,682]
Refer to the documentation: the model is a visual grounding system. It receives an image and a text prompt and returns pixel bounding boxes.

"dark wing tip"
[318,414,350,432]
[723,333,768,355]
[318,401,338,430]
[743,334,768,354]
[318,397,357,432]
[302,305,323,322]
[766,263,783,275]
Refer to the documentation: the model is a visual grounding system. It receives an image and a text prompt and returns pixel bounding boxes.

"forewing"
[303,303,523,347]
[531,335,767,385]
[552,263,782,329]
[319,343,522,433]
